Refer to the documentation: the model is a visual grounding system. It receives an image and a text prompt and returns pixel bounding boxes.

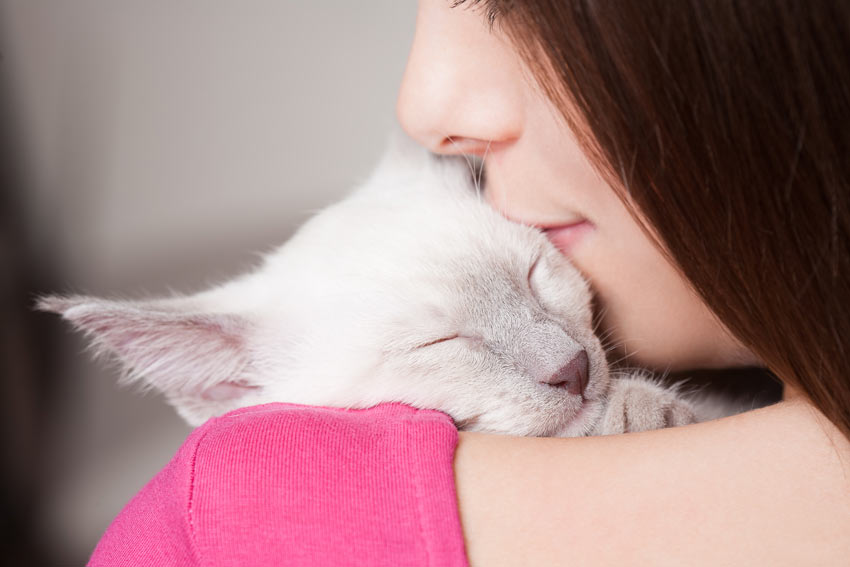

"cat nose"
[543,350,589,396]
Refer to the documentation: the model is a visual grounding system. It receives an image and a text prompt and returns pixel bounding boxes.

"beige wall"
[1,1,416,562]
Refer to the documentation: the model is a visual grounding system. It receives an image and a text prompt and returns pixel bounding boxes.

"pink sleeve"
[88,402,469,567]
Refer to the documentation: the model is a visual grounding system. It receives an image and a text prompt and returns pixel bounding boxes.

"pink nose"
[543,350,589,396]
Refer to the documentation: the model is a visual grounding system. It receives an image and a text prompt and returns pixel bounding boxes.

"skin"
[397,1,850,564]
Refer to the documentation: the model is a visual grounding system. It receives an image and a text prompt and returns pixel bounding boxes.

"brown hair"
[462,0,850,438]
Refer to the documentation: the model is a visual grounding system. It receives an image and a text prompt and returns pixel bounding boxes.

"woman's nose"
[396,1,524,155]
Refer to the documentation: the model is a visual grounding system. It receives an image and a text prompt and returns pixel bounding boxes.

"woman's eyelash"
[481,4,503,26]
[451,0,508,27]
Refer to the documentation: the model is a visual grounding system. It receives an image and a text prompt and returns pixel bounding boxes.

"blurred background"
[1,1,416,564]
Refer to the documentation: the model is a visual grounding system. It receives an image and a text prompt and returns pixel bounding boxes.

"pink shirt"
[88,402,468,566]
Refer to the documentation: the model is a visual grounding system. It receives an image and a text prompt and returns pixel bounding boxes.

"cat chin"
[551,399,605,437]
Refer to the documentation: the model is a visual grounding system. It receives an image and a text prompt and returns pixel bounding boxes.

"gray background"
[1,1,417,563]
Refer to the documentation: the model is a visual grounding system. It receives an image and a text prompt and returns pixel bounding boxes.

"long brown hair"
[463,0,850,438]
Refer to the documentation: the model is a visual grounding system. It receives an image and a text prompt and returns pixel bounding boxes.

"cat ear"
[37,294,260,425]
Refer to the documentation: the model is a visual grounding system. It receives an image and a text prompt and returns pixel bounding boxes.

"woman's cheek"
[567,205,751,370]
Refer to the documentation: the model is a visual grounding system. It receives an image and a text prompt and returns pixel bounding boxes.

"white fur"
[40,131,733,436]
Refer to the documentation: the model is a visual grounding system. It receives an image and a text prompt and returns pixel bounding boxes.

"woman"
[89,1,850,565]
[399,1,849,564]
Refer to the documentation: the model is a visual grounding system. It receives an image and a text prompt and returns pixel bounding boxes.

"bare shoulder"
[454,400,850,566]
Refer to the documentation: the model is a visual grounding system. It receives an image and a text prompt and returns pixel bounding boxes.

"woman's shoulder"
[455,399,850,566]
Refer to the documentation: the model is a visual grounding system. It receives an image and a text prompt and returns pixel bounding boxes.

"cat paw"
[596,376,697,435]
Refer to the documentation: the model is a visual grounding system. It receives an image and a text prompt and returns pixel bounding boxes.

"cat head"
[39,134,611,436]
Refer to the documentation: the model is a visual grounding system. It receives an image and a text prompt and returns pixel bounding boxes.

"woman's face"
[397,0,758,371]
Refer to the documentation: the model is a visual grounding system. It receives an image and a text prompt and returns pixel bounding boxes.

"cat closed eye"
[415,333,485,350]
[416,334,461,349]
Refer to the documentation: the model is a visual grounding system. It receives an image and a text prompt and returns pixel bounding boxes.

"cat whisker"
[476,139,492,201]
[439,132,482,195]
[595,327,615,344]
[591,304,609,332]
[604,351,633,369]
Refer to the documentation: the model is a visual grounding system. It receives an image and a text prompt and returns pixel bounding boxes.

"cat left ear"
[38,294,261,425]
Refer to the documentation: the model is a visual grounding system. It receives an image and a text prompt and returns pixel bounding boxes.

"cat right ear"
[37,294,262,425]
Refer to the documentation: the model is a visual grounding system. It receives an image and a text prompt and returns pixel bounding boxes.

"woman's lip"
[543,221,594,254]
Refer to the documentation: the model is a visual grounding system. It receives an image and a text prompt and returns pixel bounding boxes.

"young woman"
[397,1,849,564]
[88,1,849,565]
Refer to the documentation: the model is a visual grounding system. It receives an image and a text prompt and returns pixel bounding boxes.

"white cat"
[40,132,723,436]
